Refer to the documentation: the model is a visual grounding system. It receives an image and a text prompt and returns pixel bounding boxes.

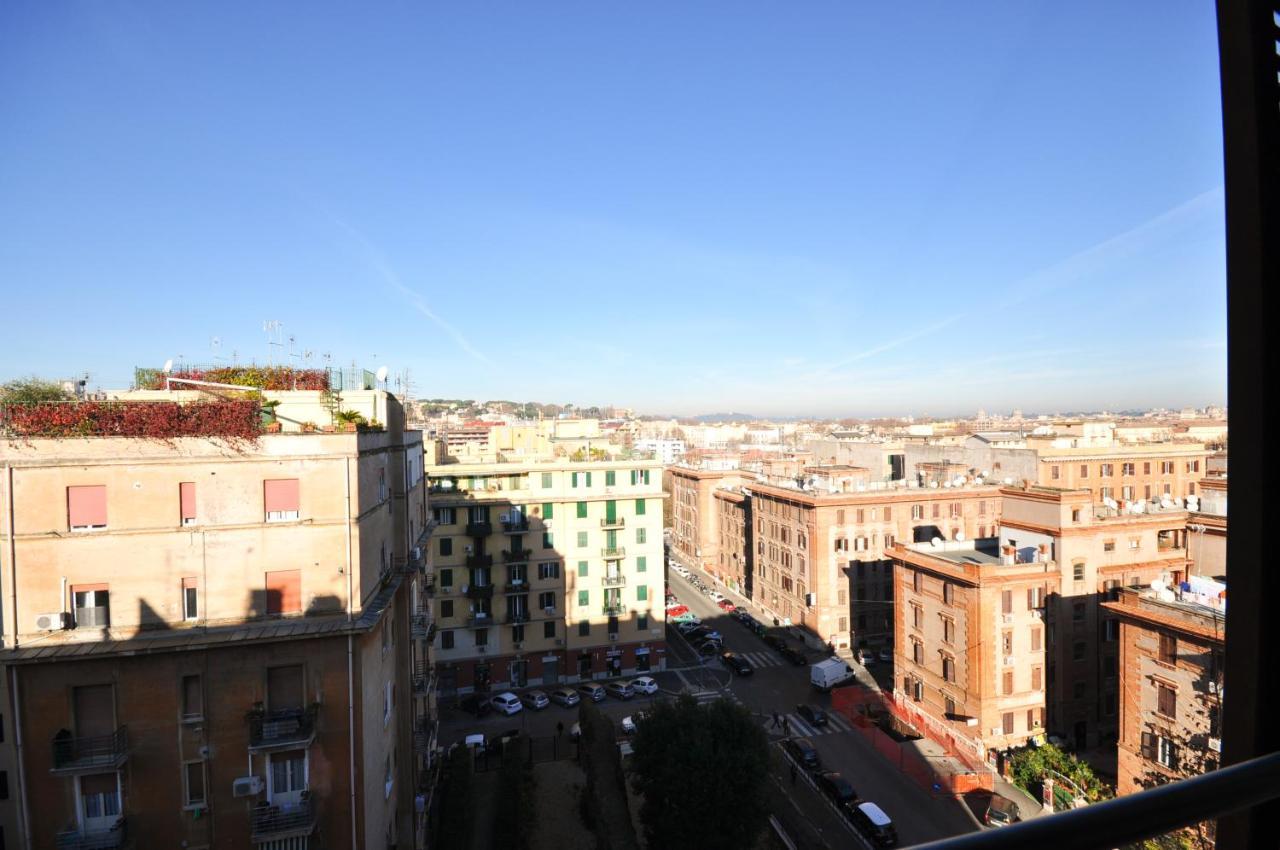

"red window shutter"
[67,485,107,528]
[265,570,302,615]
[180,482,197,521]
[1141,731,1157,760]
[264,479,300,513]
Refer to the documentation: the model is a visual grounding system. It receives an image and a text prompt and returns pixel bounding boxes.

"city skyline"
[1,2,1226,415]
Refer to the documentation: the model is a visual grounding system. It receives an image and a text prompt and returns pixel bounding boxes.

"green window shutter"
[576,501,588,518]
[637,528,646,544]
[606,470,616,486]
[605,500,617,522]
[635,499,646,515]
[440,568,453,586]
[542,532,554,549]
[585,472,593,487]
[578,590,589,607]
[572,472,578,488]
[637,585,648,602]
[542,472,553,488]
[577,531,588,548]
[605,529,617,548]
[630,470,637,485]
[543,502,554,519]
[637,556,647,573]
[578,561,589,577]
[643,470,650,484]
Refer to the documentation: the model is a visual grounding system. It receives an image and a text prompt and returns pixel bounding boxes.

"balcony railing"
[413,661,436,695]
[505,610,531,624]
[601,574,627,587]
[51,725,129,774]
[465,553,493,569]
[55,817,128,850]
[463,582,494,599]
[501,517,531,532]
[601,547,626,559]
[601,516,626,528]
[466,613,494,628]
[248,705,318,751]
[465,522,492,538]
[909,751,1280,850]
[251,795,317,842]
[502,548,533,563]
[411,609,433,638]
[602,602,625,616]
[503,579,530,593]
[413,712,437,754]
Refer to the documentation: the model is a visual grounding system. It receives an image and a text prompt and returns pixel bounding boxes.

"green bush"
[435,748,474,849]
[1007,743,1111,809]
[578,702,640,850]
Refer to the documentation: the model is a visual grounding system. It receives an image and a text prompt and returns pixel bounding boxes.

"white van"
[810,657,857,691]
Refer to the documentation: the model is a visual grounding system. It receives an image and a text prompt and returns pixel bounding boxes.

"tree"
[629,694,770,849]
[0,377,71,404]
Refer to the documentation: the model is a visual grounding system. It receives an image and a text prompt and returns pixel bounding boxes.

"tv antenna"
[263,320,284,365]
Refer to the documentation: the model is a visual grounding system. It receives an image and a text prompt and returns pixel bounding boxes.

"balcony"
[465,522,492,538]
[501,517,531,532]
[505,610,531,625]
[466,612,494,628]
[55,817,129,850]
[601,547,626,559]
[413,712,437,754]
[466,553,493,569]
[601,574,627,588]
[51,726,129,775]
[602,602,625,616]
[251,794,317,843]
[463,582,495,600]
[411,610,433,639]
[413,661,436,695]
[503,579,531,594]
[502,548,533,564]
[601,516,626,529]
[248,705,318,752]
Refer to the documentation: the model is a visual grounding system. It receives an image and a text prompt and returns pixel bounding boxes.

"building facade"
[0,392,429,850]
[425,459,666,696]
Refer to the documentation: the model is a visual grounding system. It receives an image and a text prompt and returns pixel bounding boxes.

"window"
[1100,463,1114,477]
[577,590,589,607]
[265,570,302,615]
[942,617,954,644]
[67,485,108,531]
[1104,540,1115,552]
[637,585,648,602]
[1002,631,1013,655]
[512,624,525,643]
[72,585,110,628]
[942,657,955,682]
[577,561,589,578]
[576,501,588,518]
[264,479,300,522]
[179,482,197,525]
[439,537,453,557]
[1072,602,1085,623]
[182,760,206,806]
[912,639,923,664]
[1157,683,1177,718]
[181,675,203,721]
[1073,562,1085,582]
[912,571,922,593]
[1143,733,1179,769]
[1001,589,1011,614]
[541,472,553,488]
[440,630,455,649]
[1105,619,1119,641]
[1002,712,1014,734]
[542,531,554,549]
[605,471,616,486]
[1072,641,1086,661]
[1032,666,1042,690]
[182,578,199,621]
[635,498,646,515]
[1051,465,1061,480]
[1031,627,1042,651]
[474,629,488,646]
[538,561,560,580]
[578,620,590,636]
[637,556,647,572]
[440,599,454,618]
[576,531,588,548]
[1027,586,1044,609]
[911,505,923,520]
[543,620,556,639]
[269,750,307,799]
[1159,633,1177,664]
[433,507,456,525]
[911,604,922,629]
[1073,680,1087,699]
[1080,465,1089,479]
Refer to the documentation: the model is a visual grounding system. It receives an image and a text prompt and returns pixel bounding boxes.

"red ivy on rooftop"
[135,365,330,391]
[1,400,262,441]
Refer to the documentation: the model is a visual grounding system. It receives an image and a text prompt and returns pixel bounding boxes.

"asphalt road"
[663,563,983,848]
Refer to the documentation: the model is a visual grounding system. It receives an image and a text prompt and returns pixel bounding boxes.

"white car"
[631,676,658,695]
[490,692,523,716]
[707,591,725,602]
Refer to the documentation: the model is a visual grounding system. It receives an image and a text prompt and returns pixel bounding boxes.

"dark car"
[779,645,807,666]
[721,651,754,676]
[844,801,899,847]
[459,694,494,717]
[816,771,857,804]
[796,704,828,726]
[985,794,1021,827]
[695,640,720,657]
[763,634,788,651]
[782,737,822,771]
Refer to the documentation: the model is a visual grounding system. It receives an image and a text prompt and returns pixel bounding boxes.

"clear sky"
[0,2,1226,417]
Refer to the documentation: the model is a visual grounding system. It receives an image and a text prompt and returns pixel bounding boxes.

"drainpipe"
[6,464,18,648]
[11,666,32,850]
[345,456,358,849]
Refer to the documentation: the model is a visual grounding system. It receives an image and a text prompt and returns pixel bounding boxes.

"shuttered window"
[265,570,301,615]
[264,479,300,522]
[67,485,107,530]
[180,482,197,525]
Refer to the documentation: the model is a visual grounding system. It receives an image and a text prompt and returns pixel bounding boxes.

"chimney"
[1002,545,1016,566]
[1039,543,1049,562]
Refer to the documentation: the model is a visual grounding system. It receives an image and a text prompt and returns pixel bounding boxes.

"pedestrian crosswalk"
[765,709,855,738]
[731,650,789,670]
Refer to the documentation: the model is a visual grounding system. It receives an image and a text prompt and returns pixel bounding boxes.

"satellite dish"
[931,537,944,548]
[974,477,984,484]
[162,359,174,374]
[376,365,389,383]
[955,531,966,542]
[1003,477,1013,485]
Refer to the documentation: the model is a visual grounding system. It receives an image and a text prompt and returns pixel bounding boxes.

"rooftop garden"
[1,399,263,440]
[134,364,331,391]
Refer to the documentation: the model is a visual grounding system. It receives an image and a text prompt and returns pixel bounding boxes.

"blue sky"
[0,2,1226,417]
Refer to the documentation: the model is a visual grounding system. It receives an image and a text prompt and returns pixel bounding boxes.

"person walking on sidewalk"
[771,711,781,729]
[790,762,797,786]
[782,716,791,736]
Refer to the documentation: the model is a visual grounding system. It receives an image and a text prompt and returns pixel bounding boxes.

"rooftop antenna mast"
[263,320,284,366]
[210,336,227,362]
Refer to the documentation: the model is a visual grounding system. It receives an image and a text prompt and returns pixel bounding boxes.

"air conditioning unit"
[1031,609,1043,620]
[1002,613,1014,624]
[609,633,619,641]
[1208,681,1219,694]
[1004,656,1016,666]
[544,606,556,615]
[35,612,69,631]
[555,639,564,646]
[499,514,511,524]
[198,745,211,758]
[232,776,263,798]
[412,546,422,561]
[465,545,474,555]
[1208,737,1222,753]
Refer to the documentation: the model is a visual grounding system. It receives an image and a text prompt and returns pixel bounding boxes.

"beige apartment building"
[713,487,753,598]
[743,480,1005,653]
[425,458,666,695]
[669,466,744,579]
[1032,439,1209,504]
[891,484,1193,765]
[0,388,431,850]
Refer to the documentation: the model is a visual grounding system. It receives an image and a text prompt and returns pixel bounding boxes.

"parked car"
[685,627,721,642]
[665,605,689,617]
[844,801,899,847]
[816,771,857,805]
[630,676,659,695]
[459,694,494,717]
[717,598,736,611]
[671,612,701,625]
[879,647,893,663]
[796,704,828,726]
[695,641,720,657]
[779,645,808,666]
[490,692,523,716]
[676,620,703,634]
[782,737,822,771]
[576,683,606,703]
[550,687,580,707]
[520,690,550,710]
[721,651,754,676]
[605,680,635,700]
[984,794,1021,827]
